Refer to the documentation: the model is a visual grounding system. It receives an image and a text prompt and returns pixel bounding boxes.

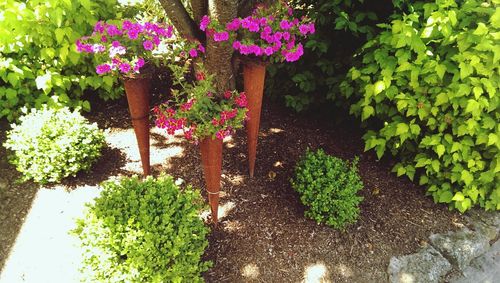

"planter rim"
[239,55,270,67]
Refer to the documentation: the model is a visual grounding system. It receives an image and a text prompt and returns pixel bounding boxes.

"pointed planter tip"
[243,61,266,178]
[200,137,223,225]
[123,76,151,177]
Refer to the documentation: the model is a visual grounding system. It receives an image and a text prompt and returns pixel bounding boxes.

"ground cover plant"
[291,148,364,230]
[72,175,211,282]
[3,106,105,184]
[0,0,127,121]
[340,0,500,212]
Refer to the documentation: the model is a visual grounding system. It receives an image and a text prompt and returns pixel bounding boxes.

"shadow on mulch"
[160,99,465,283]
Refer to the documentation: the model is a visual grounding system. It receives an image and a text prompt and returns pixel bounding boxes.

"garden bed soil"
[0,96,465,282]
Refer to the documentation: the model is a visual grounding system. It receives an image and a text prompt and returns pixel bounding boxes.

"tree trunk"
[206,0,238,91]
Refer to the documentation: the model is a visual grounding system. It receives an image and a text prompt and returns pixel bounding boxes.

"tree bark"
[158,0,202,40]
[206,0,238,91]
[191,0,208,24]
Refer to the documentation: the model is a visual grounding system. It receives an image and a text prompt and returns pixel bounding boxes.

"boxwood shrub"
[291,149,364,230]
[3,106,105,184]
[340,0,499,212]
[72,175,211,282]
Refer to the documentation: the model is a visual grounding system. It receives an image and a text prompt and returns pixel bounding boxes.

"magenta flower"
[233,41,241,50]
[128,30,138,40]
[308,23,316,34]
[189,48,198,58]
[122,20,133,30]
[197,44,205,53]
[200,15,210,31]
[106,25,121,36]
[152,36,160,45]
[280,20,292,30]
[96,64,111,75]
[94,21,105,33]
[264,46,273,56]
[143,40,154,50]
[119,63,131,73]
[226,18,241,31]
[112,41,121,48]
[299,24,309,35]
[100,35,108,42]
[213,31,229,42]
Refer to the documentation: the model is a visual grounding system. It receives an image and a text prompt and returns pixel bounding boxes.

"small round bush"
[72,175,211,282]
[291,149,364,230]
[3,106,105,184]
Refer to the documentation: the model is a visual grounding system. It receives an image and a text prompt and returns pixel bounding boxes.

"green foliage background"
[340,0,500,212]
[72,175,211,282]
[0,0,127,121]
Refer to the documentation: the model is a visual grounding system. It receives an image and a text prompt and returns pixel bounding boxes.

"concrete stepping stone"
[429,229,490,271]
[388,246,452,283]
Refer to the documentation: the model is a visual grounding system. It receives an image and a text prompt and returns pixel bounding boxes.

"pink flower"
[94,21,105,33]
[136,58,145,67]
[152,36,160,45]
[212,118,219,126]
[100,35,108,42]
[283,32,290,41]
[197,44,205,53]
[299,24,309,35]
[216,130,226,140]
[128,30,138,40]
[196,72,205,81]
[232,41,241,50]
[223,90,232,99]
[235,92,248,107]
[122,20,133,30]
[264,46,273,56]
[213,31,229,42]
[112,41,121,48]
[106,24,121,36]
[200,15,210,31]
[226,18,241,31]
[184,127,194,140]
[280,20,292,30]
[143,40,154,50]
[308,23,316,34]
[96,64,111,75]
[119,63,131,73]
[189,48,198,57]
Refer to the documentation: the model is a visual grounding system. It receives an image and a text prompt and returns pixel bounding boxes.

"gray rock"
[450,239,500,283]
[429,229,490,271]
[388,246,452,283]
[471,220,499,241]
[467,209,500,230]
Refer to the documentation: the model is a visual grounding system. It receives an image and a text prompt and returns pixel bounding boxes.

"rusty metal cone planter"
[200,137,223,225]
[123,77,151,176]
[243,61,266,178]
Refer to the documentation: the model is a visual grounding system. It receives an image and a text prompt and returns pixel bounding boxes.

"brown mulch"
[0,97,465,282]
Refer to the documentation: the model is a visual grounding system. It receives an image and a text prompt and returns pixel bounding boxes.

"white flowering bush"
[3,106,105,184]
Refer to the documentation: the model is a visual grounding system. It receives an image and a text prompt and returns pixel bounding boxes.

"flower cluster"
[76,20,174,76]
[154,63,248,141]
[199,1,315,63]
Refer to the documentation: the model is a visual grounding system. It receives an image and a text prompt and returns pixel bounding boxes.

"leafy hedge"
[291,149,364,230]
[340,0,499,212]
[0,0,125,121]
[72,175,211,282]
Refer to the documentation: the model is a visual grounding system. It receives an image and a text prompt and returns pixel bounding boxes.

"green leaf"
[473,23,488,36]
[452,192,465,202]
[435,93,448,106]
[435,64,446,80]
[396,123,409,135]
[374,81,385,95]
[488,134,498,146]
[461,170,473,186]
[436,144,445,158]
[439,191,453,203]
[362,105,374,121]
[55,28,65,44]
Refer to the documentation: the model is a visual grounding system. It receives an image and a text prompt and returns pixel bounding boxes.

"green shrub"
[291,149,364,230]
[72,175,211,282]
[0,0,125,121]
[3,106,105,184]
[340,0,500,212]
